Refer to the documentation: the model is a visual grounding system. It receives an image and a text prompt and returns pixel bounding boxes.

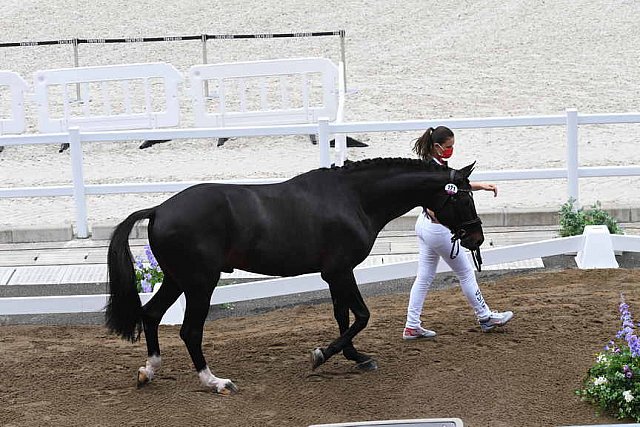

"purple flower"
[145,245,159,269]
[618,294,640,358]
[623,365,634,379]
[141,278,152,293]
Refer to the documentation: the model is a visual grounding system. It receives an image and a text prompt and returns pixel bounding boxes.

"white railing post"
[339,31,347,91]
[566,108,579,208]
[72,38,81,102]
[69,127,89,238]
[318,118,331,167]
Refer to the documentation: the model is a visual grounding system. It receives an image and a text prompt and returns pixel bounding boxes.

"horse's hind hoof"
[311,348,325,370]
[355,358,378,371]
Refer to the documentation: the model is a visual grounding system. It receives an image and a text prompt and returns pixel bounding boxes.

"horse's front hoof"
[137,368,151,388]
[311,348,325,370]
[355,358,378,371]
[216,381,239,395]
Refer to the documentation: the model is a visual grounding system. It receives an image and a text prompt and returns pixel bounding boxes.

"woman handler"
[403,126,513,339]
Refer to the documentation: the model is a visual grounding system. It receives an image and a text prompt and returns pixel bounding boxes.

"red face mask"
[436,144,454,160]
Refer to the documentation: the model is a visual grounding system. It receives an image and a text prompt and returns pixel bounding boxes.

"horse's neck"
[356,171,445,231]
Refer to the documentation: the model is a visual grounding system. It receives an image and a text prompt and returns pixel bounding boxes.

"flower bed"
[577,295,640,421]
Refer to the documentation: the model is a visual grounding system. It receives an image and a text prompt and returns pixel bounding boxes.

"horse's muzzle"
[460,230,484,250]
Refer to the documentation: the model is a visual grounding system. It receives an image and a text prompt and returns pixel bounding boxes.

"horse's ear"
[460,161,476,179]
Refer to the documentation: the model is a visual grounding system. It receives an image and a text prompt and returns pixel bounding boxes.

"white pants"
[405,213,490,329]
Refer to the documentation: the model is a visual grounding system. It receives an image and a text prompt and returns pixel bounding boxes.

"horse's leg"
[341,288,377,369]
[312,270,376,371]
[136,275,182,387]
[326,285,369,366]
[179,272,238,395]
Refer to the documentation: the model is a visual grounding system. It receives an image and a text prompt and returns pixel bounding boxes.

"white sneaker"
[403,326,437,340]
[478,310,514,332]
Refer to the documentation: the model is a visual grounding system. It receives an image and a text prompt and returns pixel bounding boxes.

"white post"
[566,108,579,208]
[334,134,347,167]
[69,127,89,238]
[201,34,210,98]
[339,31,347,91]
[73,39,81,102]
[318,118,331,168]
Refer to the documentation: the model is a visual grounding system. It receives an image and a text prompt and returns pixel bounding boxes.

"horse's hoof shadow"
[354,358,378,371]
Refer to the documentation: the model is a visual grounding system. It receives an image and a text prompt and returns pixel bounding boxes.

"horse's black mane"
[331,157,448,173]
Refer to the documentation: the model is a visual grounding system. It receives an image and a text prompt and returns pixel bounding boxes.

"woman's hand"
[471,182,498,197]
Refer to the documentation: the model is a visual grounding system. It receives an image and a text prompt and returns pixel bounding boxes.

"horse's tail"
[105,207,155,342]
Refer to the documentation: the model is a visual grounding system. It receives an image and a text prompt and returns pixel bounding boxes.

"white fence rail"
[3,109,640,237]
[2,226,640,325]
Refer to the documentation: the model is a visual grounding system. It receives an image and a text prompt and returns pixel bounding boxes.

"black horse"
[106,157,484,394]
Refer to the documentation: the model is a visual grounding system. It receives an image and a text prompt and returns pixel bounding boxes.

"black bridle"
[448,219,483,271]
[432,171,484,271]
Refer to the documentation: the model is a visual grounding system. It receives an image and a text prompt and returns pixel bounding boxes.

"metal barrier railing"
[0,30,348,97]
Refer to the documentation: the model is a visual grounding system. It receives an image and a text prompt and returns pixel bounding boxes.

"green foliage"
[559,198,623,237]
[576,296,640,422]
